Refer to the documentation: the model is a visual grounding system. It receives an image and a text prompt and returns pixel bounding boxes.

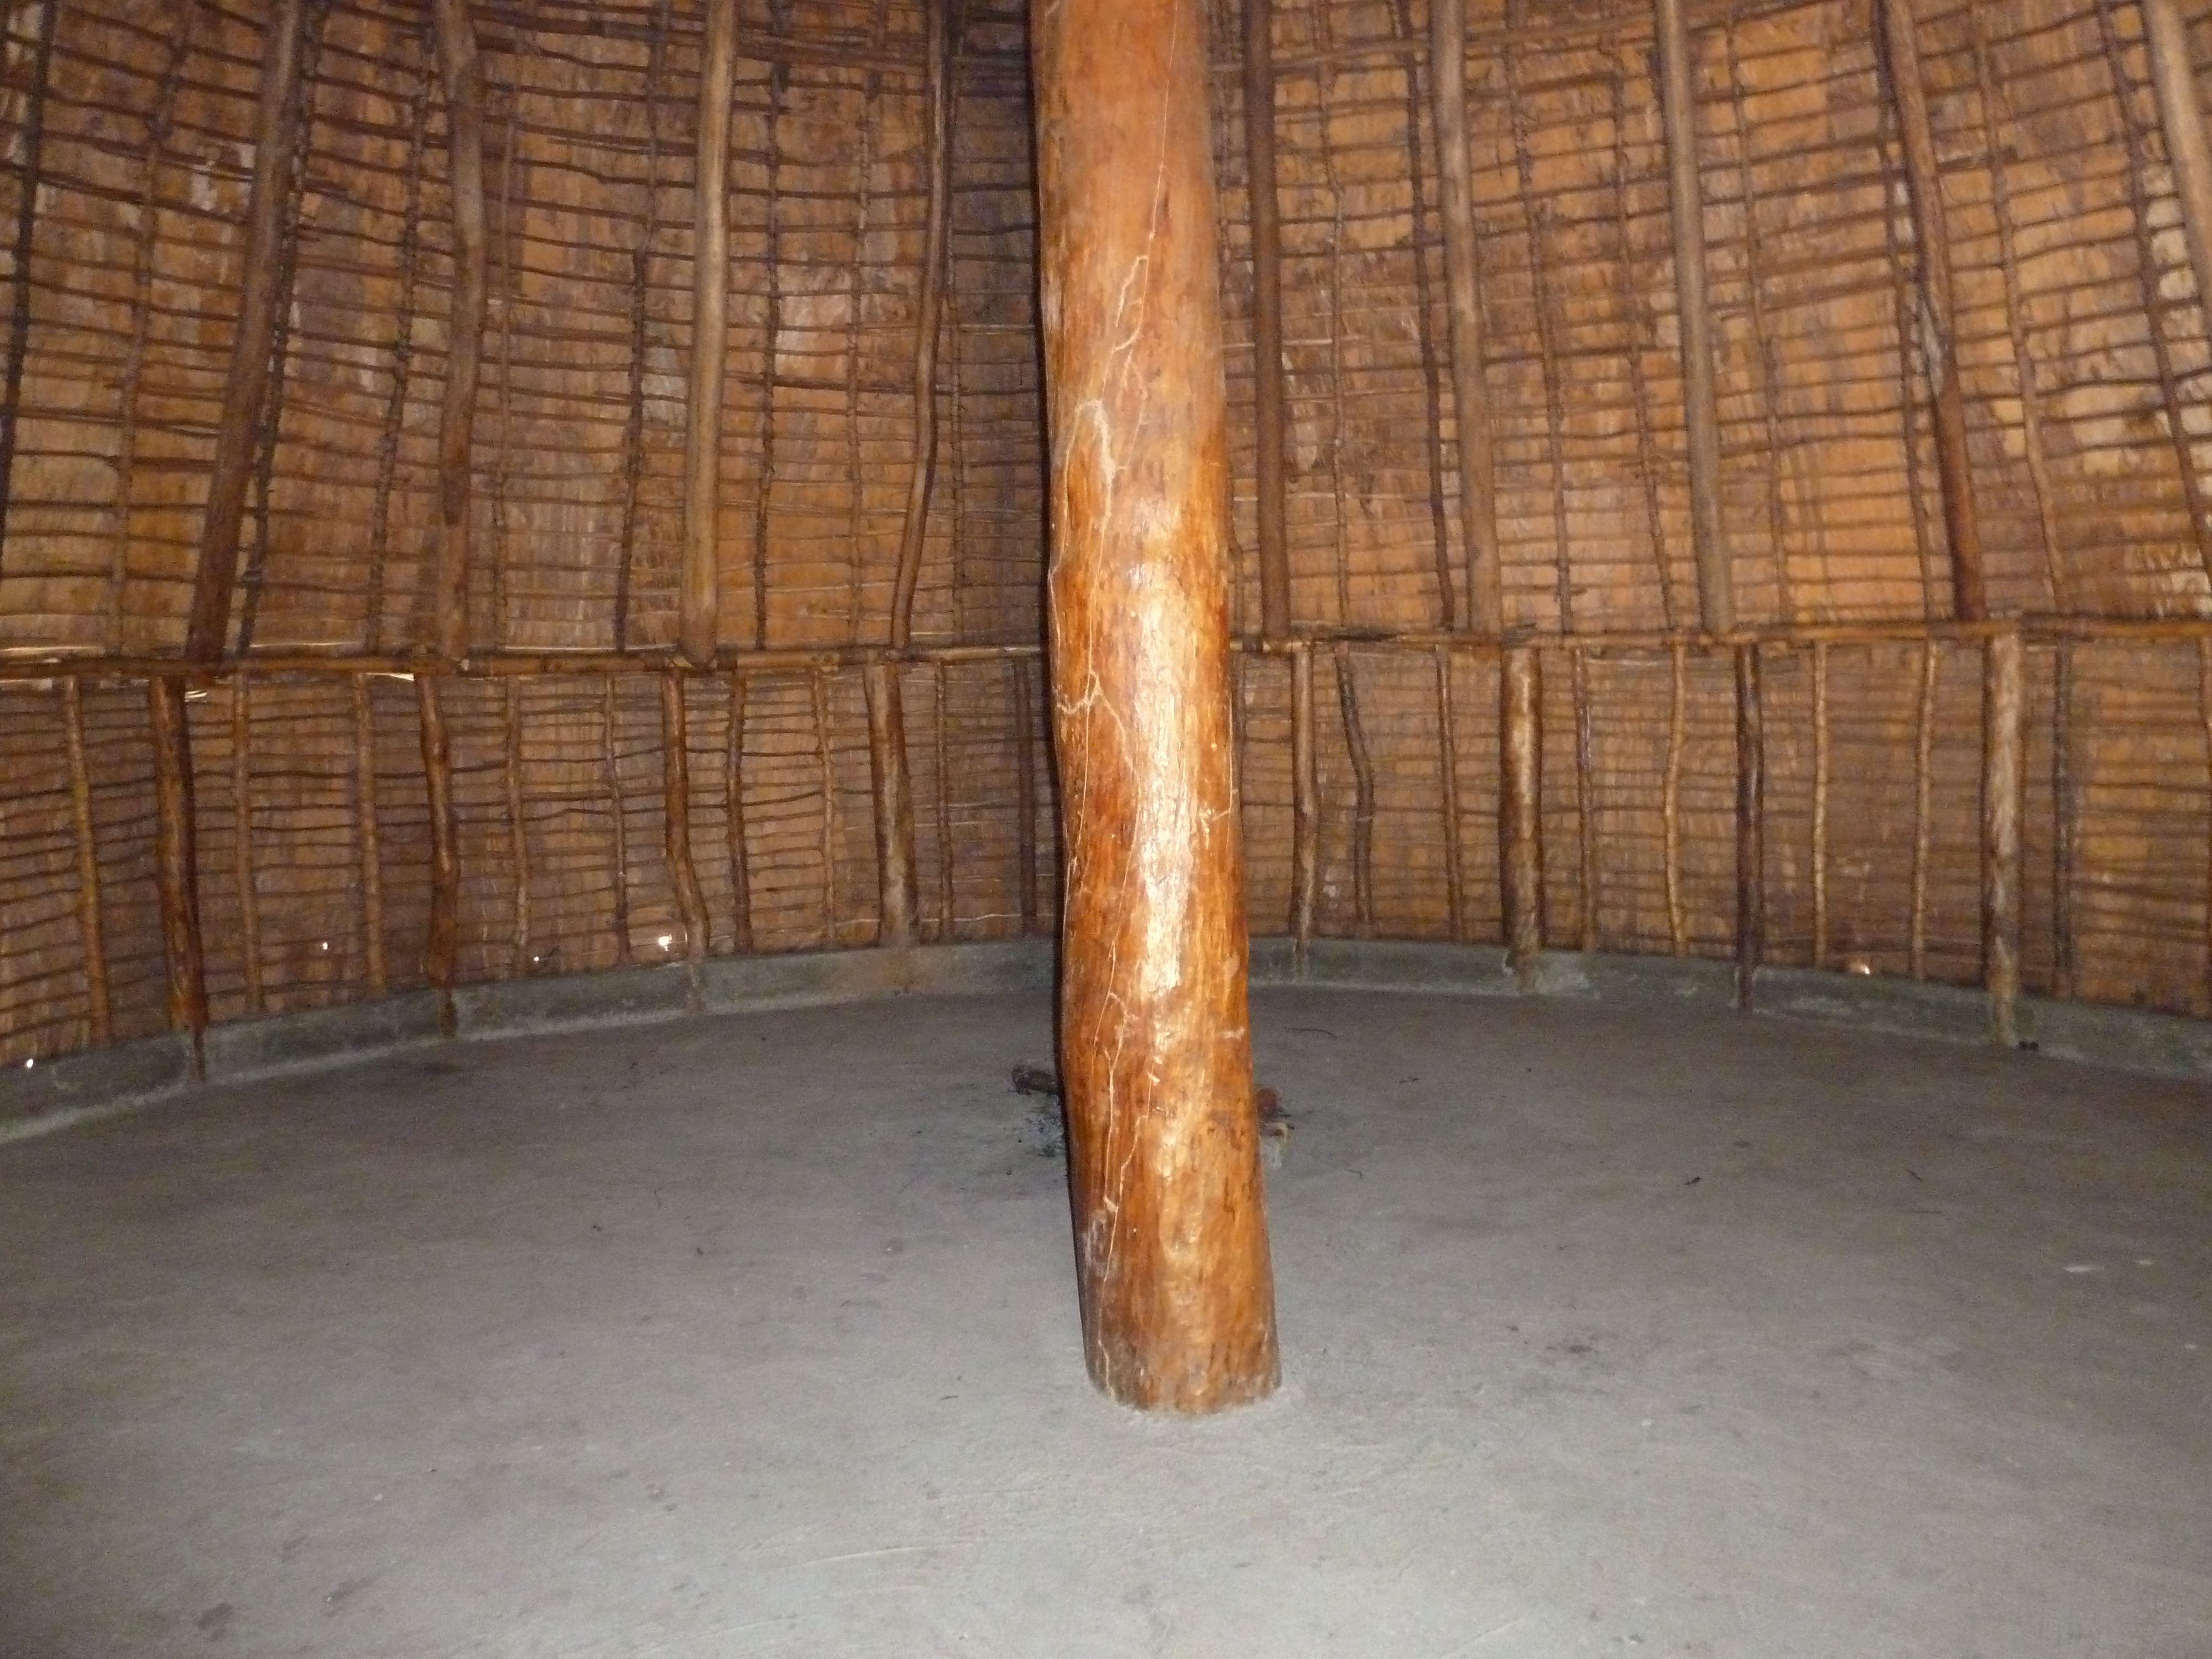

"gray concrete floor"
[2,988,2208,1657]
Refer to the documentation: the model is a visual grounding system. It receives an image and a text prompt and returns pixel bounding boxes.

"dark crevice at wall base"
[4,939,2207,1144]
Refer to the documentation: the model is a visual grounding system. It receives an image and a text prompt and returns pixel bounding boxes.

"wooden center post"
[1030,0,1281,1411]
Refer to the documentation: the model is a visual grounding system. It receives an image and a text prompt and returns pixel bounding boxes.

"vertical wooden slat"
[2052,641,2076,1001]
[604,675,632,964]
[62,680,113,1047]
[661,671,708,997]
[504,676,530,974]
[1335,642,1377,937]
[864,659,919,947]
[1430,0,1499,634]
[2200,638,2212,1016]
[1877,0,1984,620]
[2143,0,2212,366]
[1245,0,1291,638]
[431,0,486,659]
[1500,643,1543,985]
[1910,640,1937,977]
[185,0,313,660]
[812,667,838,943]
[352,674,388,997]
[933,661,956,938]
[0,0,59,567]
[1655,0,1734,635]
[1983,629,2026,1046]
[1573,645,1599,952]
[1013,657,1040,933]
[726,669,753,953]
[1969,5,2067,609]
[891,0,954,649]
[1434,644,1465,942]
[417,675,458,1033]
[1811,641,1829,969]
[1663,643,1689,954]
[150,676,208,1074]
[1291,644,1319,961]
[231,679,263,1015]
[683,0,739,664]
[1734,643,1764,1009]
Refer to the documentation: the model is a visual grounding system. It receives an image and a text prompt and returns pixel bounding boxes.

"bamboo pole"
[1983,629,2025,1046]
[661,671,709,996]
[1431,0,1500,635]
[1876,0,1984,620]
[726,670,753,953]
[1734,642,1764,1009]
[1245,0,1292,639]
[231,680,264,1015]
[1034,0,1279,1409]
[1291,642,1319,963]
[431,0,487,660]
[891,0,954,649]
[1500,643,1542,986]
[352,674,388,995]
[149,676,208,1074]
[682,0,740,665]
[417,675,459,1033]
[1655,0,1734,635]
[62,681,113,1048]
[864,659,919,947]
[1434,644,1466,942]
[185,0,314,661]
[2143,0,2212,353]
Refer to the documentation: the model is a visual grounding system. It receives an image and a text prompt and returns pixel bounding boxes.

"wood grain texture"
[1500,643,1542,984]
[1877,0,1982,621]
[1245,0,1291,639]
[2143,0,2212,379]
[185,0,313,661]
[864,659,918,947]
[1655,0,1733,635]
[417,675,460,1034]
[683,0,740,665]
[1734,643,1764,1009]
[1430,0,1497,635]
[1291,641,1319,959]
[431,0,487,660]
[1032,0,1279,1411]
[892,0,954,650]
[149,676,208,1074]
[661,671,709,982]
[1982,630,2025,1045]
[63,680,112,1047]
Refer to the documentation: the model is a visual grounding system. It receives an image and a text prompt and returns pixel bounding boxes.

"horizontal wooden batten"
[18,614,2212,684]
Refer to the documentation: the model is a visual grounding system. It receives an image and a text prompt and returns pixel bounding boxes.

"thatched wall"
[6,0,2212,1068]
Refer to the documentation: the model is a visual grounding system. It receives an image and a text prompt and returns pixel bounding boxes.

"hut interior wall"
[7,0,2212,1066]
